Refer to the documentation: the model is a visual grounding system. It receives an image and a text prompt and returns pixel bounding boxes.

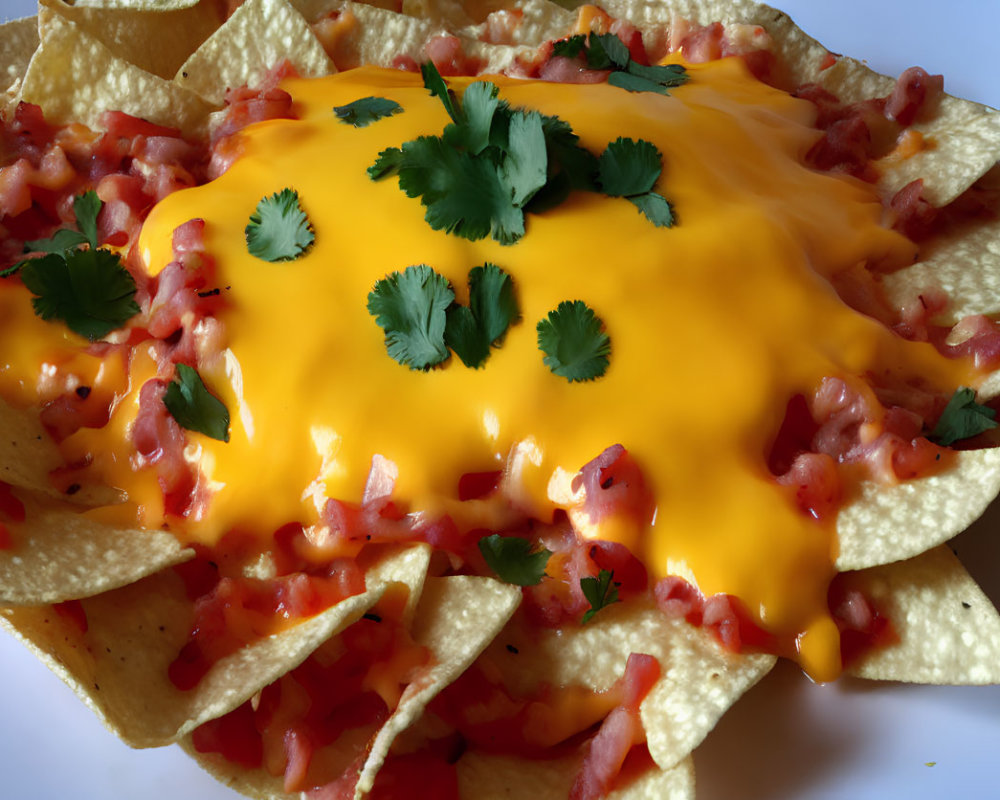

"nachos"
[2,1,1000,798]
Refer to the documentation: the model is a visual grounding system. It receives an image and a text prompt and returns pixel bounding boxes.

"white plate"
[1,2,999,799]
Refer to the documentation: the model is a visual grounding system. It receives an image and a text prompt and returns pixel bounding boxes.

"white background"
[2,1,1000,799]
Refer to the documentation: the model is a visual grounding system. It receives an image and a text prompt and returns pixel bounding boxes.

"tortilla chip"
[298,0,441,69]
[485,600,775,771]
[0,489,194,605]
[355,575,521,797]
[37,0,223,81]
[175,0,334,105]
[835,449,1000,571]
[883,211,1000,326]
[846,545,1000,684]
[456,750,696,800]
[0,16,38,95]
[20,11,214,135]
[0,545,426,747]
[587,0,998,205]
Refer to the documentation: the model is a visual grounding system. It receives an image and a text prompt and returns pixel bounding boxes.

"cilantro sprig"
[552,32,690,95]
[537,300,611,382]
[478,534,552,586]
[367,265,454,370]
[930,387,998,446]
[3,191,140,341]
[581,569,620,623]
[245,188,315,262]
[370,62,598,245]
[368,263,519,370]
[598,138,675,227]
[333,96,403,127]
[445,264,519,368]
[163,364,231,442]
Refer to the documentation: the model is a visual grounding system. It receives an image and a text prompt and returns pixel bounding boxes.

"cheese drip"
[3,60,974,680]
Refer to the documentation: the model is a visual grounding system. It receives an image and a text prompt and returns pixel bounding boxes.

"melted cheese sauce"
[0,60,975,680]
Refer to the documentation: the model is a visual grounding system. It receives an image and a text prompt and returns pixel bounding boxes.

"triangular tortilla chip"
[591,0,998,204]
[0,488,194,605]
[847,545,1000,684]
[20,11,214,136]
[484,600,775,771]
[175,0,334,105]
[835,449,1000,571]
[0,16,38,95]
[180,573,519,798]
[456,750,696,800]
[0,545,427,748]
[354,575,521,797]
[883,205,1000,325]
[37,0,223,81]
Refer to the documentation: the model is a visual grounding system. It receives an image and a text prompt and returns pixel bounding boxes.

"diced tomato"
[168,567,364,690]
[885,66,943,128]
[890,179,939,241]
[367,753,459,800]
[828,574,898,667]
[570,653,660,800]
[191,701,264,769]
[0,482,26,523]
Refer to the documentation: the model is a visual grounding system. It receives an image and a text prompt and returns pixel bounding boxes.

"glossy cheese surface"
[0,60,974,679]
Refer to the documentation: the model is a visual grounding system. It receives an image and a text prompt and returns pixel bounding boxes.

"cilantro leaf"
[537,300,611,382]
[627,61,689,89]
[422,61,462,124]
[930,387,998,446]
[598,137,662,197]
[74,190,102,250]
[628,192,675,227]
[551,34,586,59]
[23,228,89,256]
[587,32,630,70]
[445,264,519,368]
[608,71,671,95]
[369,147,404,180]
[581,569,620,623]
[368,264,454,369]
[245,188,315,262]
[21,249,139,341]
[445,80,500,155]
[333,96,403,127]
[395,136,525,245]
[19,190,103,257]
[478,534,552,586]
[163,363,230,442]
[444,306,489,369]
[500,110,548,207]
[551,33,689,95]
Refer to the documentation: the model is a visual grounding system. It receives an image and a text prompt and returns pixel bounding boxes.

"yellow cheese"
[0,59,975,680]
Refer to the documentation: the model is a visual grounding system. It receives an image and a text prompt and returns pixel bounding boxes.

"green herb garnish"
[445,264,519,368]
[6,191,139,340]
[537,300,611,382]
[370,62,597,245]
[478,534,552,586]
[931,387,998,446]
[367,264,454,370]
[333,96,403,127]
[163,363,231,443]
[21,249,140,341]
[552,32,689,95]
[598,137,675,227]
[245,188,315,262]
[581,569,620,623]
